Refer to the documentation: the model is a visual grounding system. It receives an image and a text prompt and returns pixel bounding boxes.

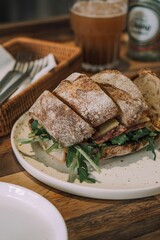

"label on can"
[128,6,159,42]
[127,1,160,60]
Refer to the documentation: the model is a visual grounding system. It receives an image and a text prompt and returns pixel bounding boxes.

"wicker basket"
[0,37,82,137]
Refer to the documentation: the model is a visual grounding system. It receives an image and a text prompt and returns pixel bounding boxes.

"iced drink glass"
[70,0,128,72]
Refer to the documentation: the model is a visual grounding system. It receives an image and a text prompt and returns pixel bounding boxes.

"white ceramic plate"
[0,182,68,240]
[11,113,160,200]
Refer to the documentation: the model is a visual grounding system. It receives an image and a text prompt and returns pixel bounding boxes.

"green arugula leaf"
[77,152,96,183]
[16,137,40,144]
[147,137,156,160]
[78,157,89,182]
[66,145,98,183]
[46,142,62,153]
[85,177,96,183]
[79,143,100,165]
[66,146,77,168]
[68,158,78,183]
[80,144,94,155]
[17,120,54,145]
[127,128,151,141]
[75,145,100,173]
[110,133,129,145]
[31,119,39,130]
[31,120,52,140]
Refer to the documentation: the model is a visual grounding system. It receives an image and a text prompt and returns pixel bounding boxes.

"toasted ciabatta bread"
[54,73,118,127]
[29,90,94,147]
[66,72,85,81]
[133,69,160,131]
[92,70,148,127]
[101,139,148,160]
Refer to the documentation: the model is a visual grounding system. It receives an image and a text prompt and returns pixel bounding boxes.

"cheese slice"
[95,118,119,138]
[138,115,150,124]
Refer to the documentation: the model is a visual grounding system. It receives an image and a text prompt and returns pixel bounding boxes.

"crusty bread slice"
[29,90,94,147]
[54,74,118,127]
[101,139,148,160]
[133,69,160,130]
[92,70,148,127]
[66,72,85,81]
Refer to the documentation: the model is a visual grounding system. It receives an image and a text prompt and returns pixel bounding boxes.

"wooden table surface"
[1,16,160,240]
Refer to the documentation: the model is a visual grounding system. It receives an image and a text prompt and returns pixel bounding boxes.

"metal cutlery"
[0,67,33,105]
[0,55,48,105]
[0,53,32,92]
[0,62,32,94]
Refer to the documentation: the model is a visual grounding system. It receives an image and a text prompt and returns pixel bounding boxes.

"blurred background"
[0,0,74,23]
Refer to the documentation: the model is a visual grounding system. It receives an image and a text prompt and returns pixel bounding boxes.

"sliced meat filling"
[94,124,127,144]
[93,122,147,145]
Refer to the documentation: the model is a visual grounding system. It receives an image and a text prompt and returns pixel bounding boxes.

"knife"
[0,72,31,105]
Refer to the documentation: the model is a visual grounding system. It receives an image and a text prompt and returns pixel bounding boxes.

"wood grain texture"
[1,173,160,240]
[66,198,160,240]
[0,18,160,240]
[0,137,23,177]
[132,230,160,240]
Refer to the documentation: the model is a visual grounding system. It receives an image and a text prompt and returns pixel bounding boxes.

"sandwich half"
[91,70,160,161]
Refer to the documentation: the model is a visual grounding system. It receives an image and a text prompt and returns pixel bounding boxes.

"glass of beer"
[70,0,128,72]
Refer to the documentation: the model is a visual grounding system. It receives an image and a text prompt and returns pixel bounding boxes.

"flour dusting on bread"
[54,74,118,127]
[134,69,160,130]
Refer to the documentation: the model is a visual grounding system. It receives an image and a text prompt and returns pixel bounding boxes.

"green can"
[127,0,160,61]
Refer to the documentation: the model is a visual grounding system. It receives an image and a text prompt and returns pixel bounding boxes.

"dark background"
[0,0,75,23]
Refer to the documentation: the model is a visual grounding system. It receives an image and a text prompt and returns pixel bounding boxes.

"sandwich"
[18,71,160,183]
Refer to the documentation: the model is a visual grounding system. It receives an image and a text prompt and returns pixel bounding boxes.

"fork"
[0,62,32,94]
[24,56,48,82]
[0,56,48,105]
[0,53,32,92]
